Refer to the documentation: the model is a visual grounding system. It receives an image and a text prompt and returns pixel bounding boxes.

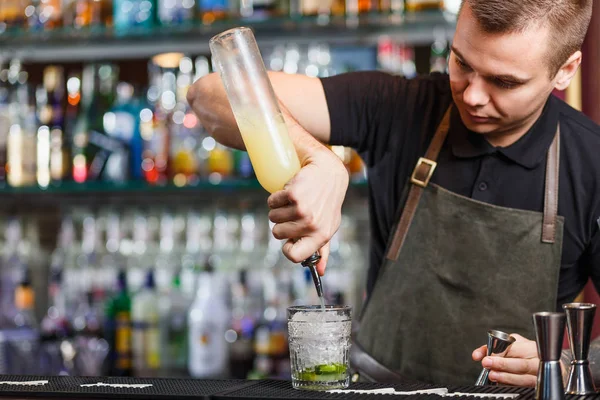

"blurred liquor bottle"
[198,0,227,24]
[158,0,195,26]
[404,0,443,12]
[64,0,112,30]
[1,0,29,30]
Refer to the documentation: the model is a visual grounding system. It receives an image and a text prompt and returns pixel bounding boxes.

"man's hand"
[472,334,540,387]
[267,109,349,276]
[472,333,573,387]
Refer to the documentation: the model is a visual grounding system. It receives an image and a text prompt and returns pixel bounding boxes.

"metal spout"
[475,330,516,386]
[302,252,323,299]
[563,303,597,395]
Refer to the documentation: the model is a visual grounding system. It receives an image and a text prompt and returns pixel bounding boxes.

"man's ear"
[554,51,582,91]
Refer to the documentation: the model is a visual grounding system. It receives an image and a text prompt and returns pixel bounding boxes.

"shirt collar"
[449,96,559,169]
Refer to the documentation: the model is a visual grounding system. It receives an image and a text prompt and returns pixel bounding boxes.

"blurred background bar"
[0,0,597,382]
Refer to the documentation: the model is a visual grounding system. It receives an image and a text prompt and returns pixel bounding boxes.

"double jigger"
[532,303,596,400]
[533,311,567,400]
[563,303,597,395]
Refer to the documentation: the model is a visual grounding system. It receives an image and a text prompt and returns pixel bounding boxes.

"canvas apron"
[351,106,564,386]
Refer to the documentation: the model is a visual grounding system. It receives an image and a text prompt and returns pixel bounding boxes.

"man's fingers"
[282,237,324,264]
[267,190,293,209]
[472,345,488,361]
[482,356,538,376]
[316,242,330,276]
[488,371,537,388]
[268,206,298,224]
[272,221,316,241]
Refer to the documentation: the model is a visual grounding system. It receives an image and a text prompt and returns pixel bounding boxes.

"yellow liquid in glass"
[236,116,301,194]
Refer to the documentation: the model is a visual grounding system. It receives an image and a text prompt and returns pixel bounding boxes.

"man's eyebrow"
[451,46,467,62]
[493,74,529,84]
[451,45,530,84]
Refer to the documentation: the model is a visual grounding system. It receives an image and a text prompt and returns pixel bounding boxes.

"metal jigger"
[533,312,566,400]
[563,303,597,395]
[475,330,516,386]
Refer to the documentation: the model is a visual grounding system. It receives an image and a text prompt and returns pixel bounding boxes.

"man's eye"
[455,58,469,69]
[495,79,518,89]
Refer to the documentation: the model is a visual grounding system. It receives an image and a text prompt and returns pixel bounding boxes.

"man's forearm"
[187,72,332,149]
[187,73,246,150]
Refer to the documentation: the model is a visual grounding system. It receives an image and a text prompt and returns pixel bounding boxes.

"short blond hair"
[462,0,593,76]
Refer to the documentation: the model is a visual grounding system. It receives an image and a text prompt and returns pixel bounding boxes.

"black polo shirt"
[321,71,600,309]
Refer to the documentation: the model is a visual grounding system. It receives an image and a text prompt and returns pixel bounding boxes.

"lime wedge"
[316,364,339,374]
[297,364,347,382]
[297,369,317,381]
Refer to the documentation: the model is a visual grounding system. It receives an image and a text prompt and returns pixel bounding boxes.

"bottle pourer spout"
[302,252,323,299]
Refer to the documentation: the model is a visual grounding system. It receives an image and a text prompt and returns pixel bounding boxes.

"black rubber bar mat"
[0,376,598,400]
[0,375,255,400]
[214,379,600,400]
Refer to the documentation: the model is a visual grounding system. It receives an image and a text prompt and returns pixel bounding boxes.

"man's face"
[449,4,559,141]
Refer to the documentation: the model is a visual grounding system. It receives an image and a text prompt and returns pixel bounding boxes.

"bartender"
[188,0,600,387]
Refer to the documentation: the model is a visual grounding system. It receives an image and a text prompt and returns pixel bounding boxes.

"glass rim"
[209,26,253,47]
[287,305,352,313]
[562,302,597,310]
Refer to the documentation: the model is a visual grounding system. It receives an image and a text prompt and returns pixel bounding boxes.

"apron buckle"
[410,157,437,188]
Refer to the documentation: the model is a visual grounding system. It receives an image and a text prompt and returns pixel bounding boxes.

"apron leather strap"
[542,125,560,243]
[386,107,561,261]
[386,107,452,261]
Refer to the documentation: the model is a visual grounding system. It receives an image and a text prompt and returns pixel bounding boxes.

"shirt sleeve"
[320,71,451,167]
